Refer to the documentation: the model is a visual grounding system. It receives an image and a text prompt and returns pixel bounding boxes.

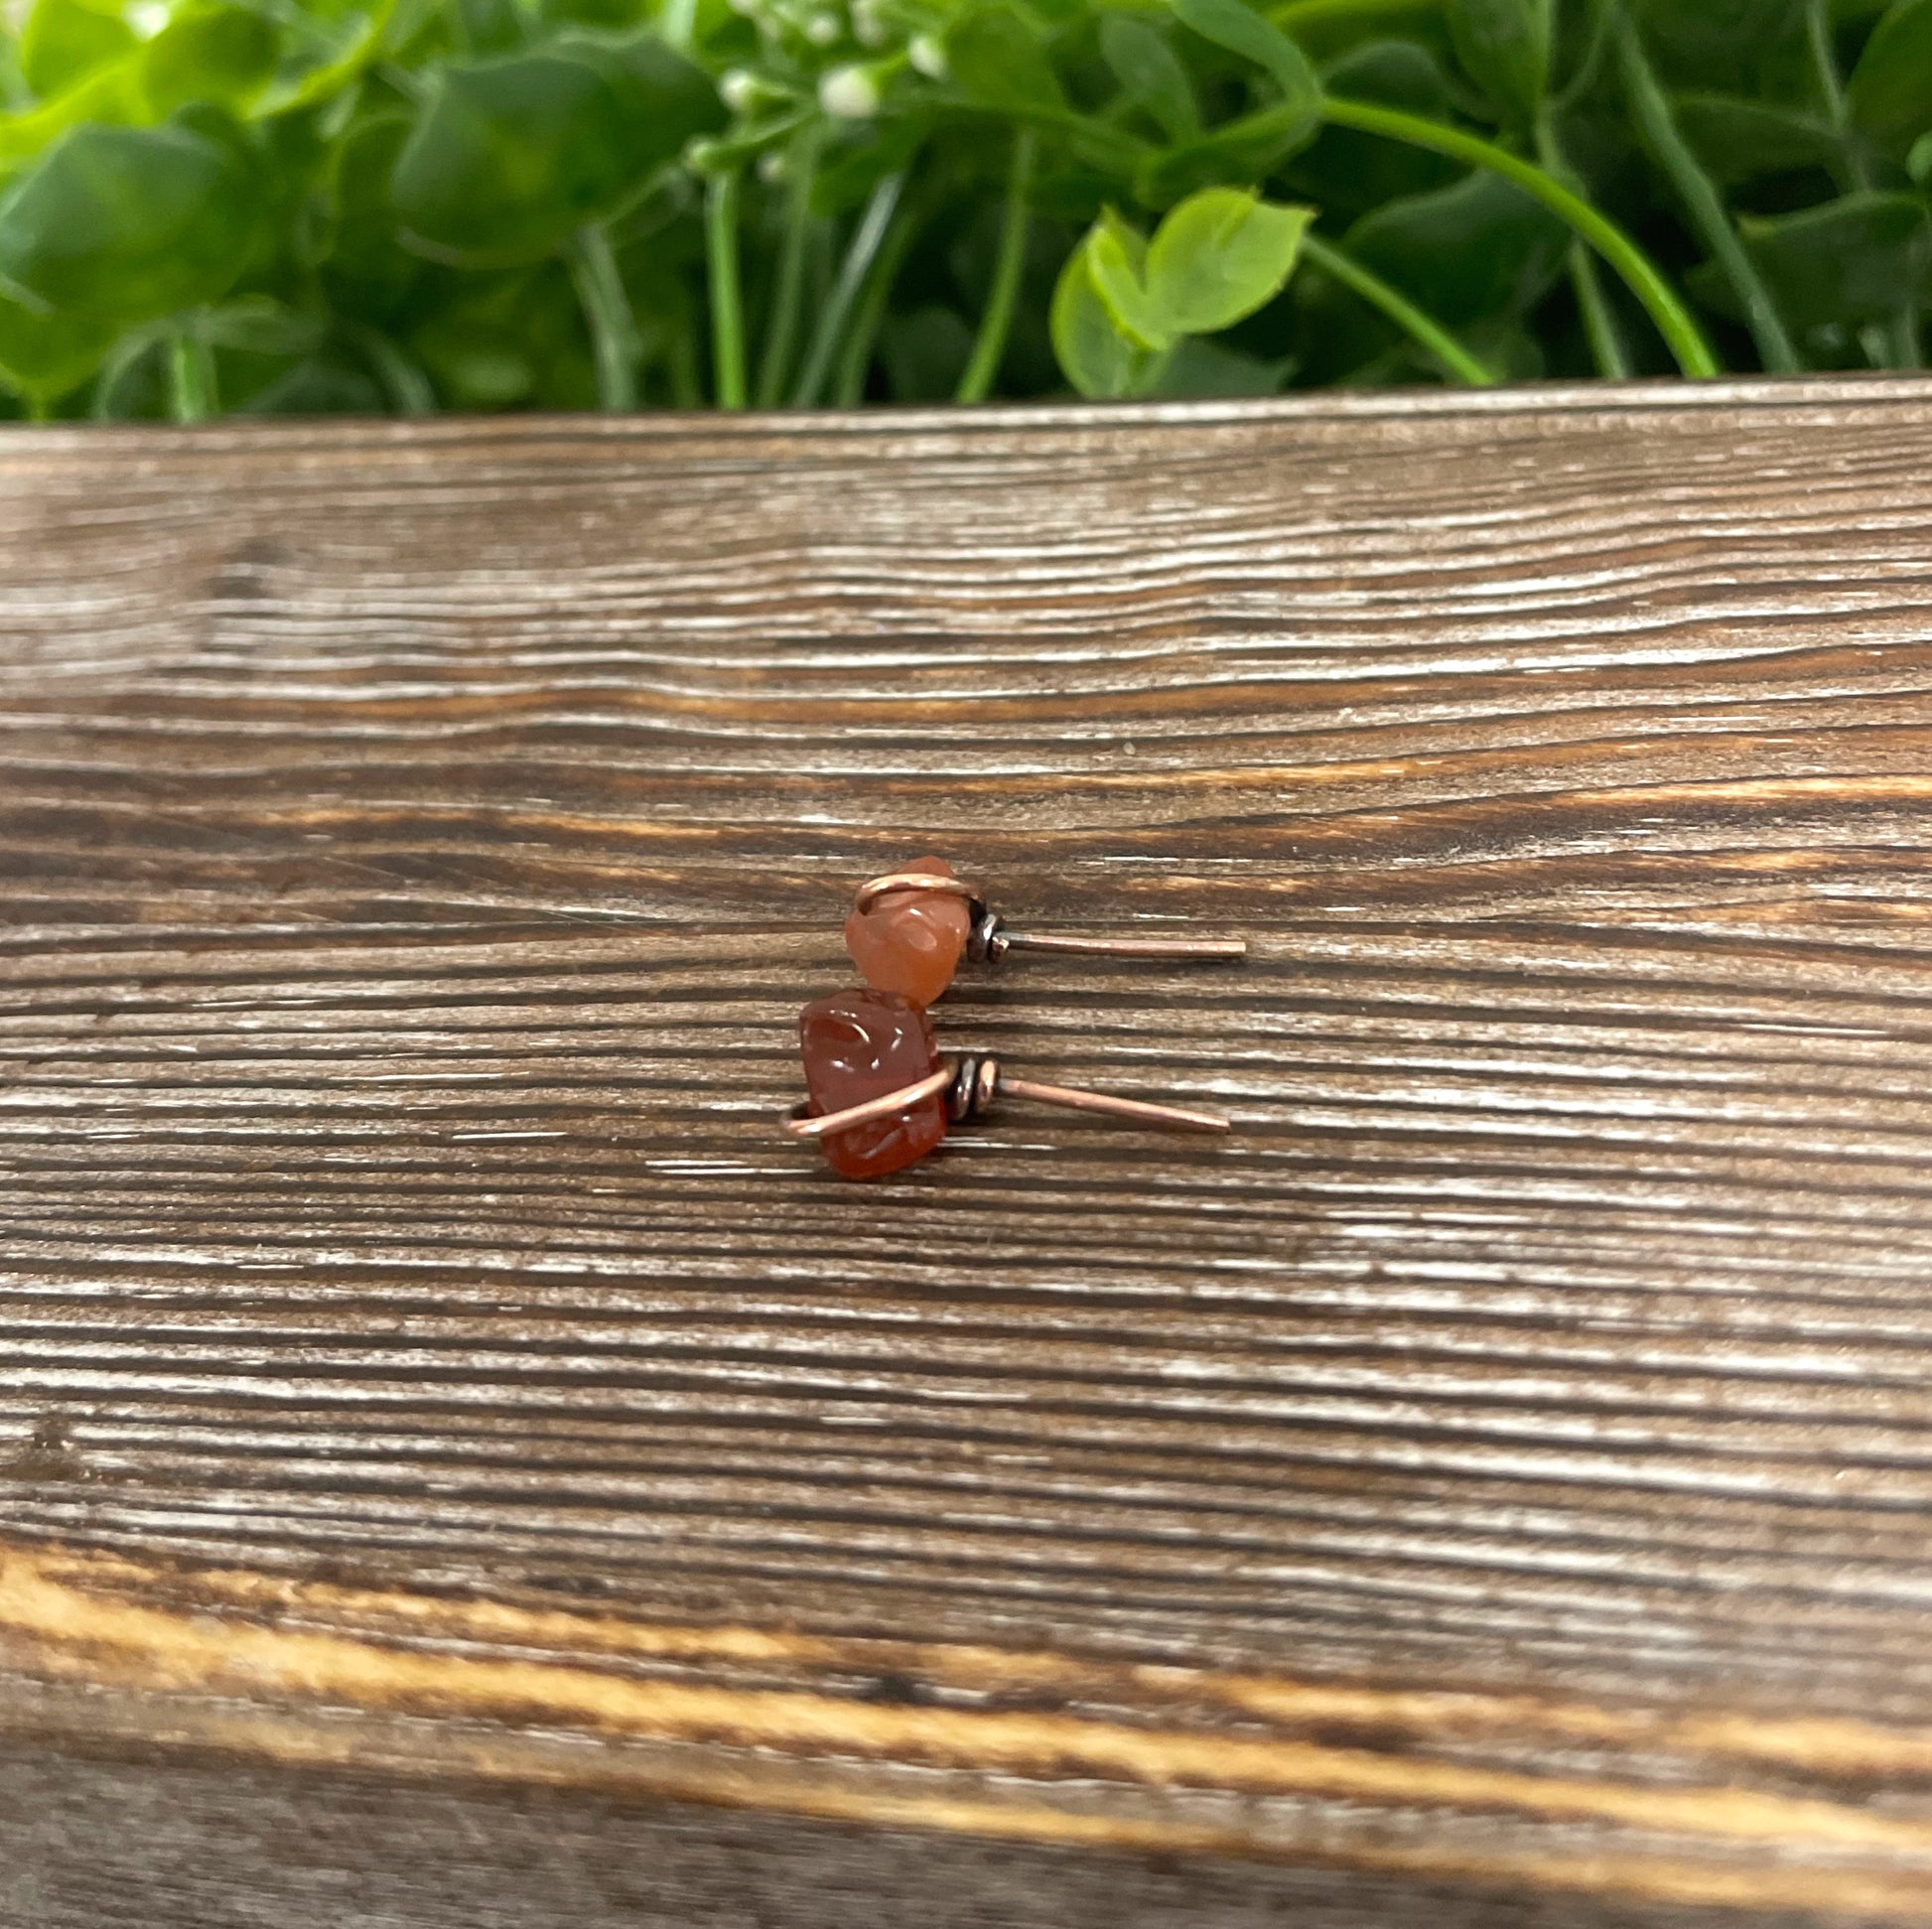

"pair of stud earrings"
[786,857,1246,1179]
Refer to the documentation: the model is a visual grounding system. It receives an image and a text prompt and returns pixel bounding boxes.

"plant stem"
[956,128,1036,403]
[835,202,917,405]
[167,328,215,423]
[669,327,702,408]
[790,172,905,408]
[1805,0,1858,172]
[1299,233,1496,385]
[1550,0,1616,113]
[91,331,157,421]
[1320,93,1720,376]
[1536,112,1632,378]
[568,224,639,412]
[706,170,749,409]
[1565,239,1631,378]
[755,126,822,409]
[352,325,437,415]
[1611,12,1798,373]
[1805,0,1918,367]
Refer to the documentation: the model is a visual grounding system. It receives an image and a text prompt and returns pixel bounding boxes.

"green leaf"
[1065,189,1311,354]
[0,108,260,321]
[1050,228,1166,395]
[1135,97,1319,206]
[19,0,134,99]
[199,297,329,355]
[411,260,600,409]
[1737,191,1932,326]
[1101,14,1199,140]
[1280,40,1460,217]
[945,4,1066,111]
[1274,0,1453,64]
[1849,0,1932,160]
[321,108,421,303]
[1168,0,1322,104]
[239,355,386,415]
[0,59,148,161]
[1149,333,1292,393]
[1446,0,1550,125]
[1671,92,1842,184]
[392,32,722,262]
[142,3,280,117]
[572,29,727,151]
[1624,0,1809,97]
[881,302,975,400]
[1085,206,1170,345]
[0,286,117,401]
[1144,186,1311,333]
[1343,168,1567,323]
[452,0,528,56]
[1322,35,1456,113]
[267,0,405,115]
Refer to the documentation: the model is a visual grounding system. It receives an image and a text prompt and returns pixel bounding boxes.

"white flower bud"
[759,148,789,184]
[805,9,841,43]
[819,62,881,118]
[852,0,889,47]
[719,68,761,111]
[907,31,945,77]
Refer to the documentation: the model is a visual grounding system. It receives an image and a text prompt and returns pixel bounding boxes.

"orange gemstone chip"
[799,987,948,1179]
[843,854,971,1008]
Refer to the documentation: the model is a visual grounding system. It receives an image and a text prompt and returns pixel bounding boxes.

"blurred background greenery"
[0,0,1924,419]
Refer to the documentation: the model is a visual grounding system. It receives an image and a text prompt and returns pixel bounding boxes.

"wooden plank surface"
[5,381,1932,1924]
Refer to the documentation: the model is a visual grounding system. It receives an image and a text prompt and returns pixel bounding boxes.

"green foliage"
[1732,193,1932,325]
[1848,0,1932,159]
[1145,188,1312,334]
[20,0,135,99]
[1672,94,1840,185]
[1053,188,1310,391]
[1447,0,1551,126]
[141,5,281,116]
[1051,216,1163,394]
[0,0,1927,419]
[944,5,1064,111]
[1345,172,1565,324]
[0,110,261,320]
[392,35,720,261]
[1100,17,1199,143]
[1169,0,1321,104]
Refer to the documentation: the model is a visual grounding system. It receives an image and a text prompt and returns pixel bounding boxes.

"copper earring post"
[853,869,1247,969]
[995,1073,1230,1134]
[985,923,1247,964]
[786,1055,1229,1141]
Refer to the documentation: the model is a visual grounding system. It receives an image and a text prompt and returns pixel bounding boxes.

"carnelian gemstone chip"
[799,987,948,1179]
[844,854,971,1008]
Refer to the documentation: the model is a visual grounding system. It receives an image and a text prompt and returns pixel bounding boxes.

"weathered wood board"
[6,382,1932,1924]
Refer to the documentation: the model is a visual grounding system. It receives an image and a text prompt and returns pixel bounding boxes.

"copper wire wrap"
[786,1056,1230,1141]
[785,1066,953,1140]
[851,872,980,917]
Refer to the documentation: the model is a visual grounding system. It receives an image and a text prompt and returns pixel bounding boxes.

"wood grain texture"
[6,381,1932,1924]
